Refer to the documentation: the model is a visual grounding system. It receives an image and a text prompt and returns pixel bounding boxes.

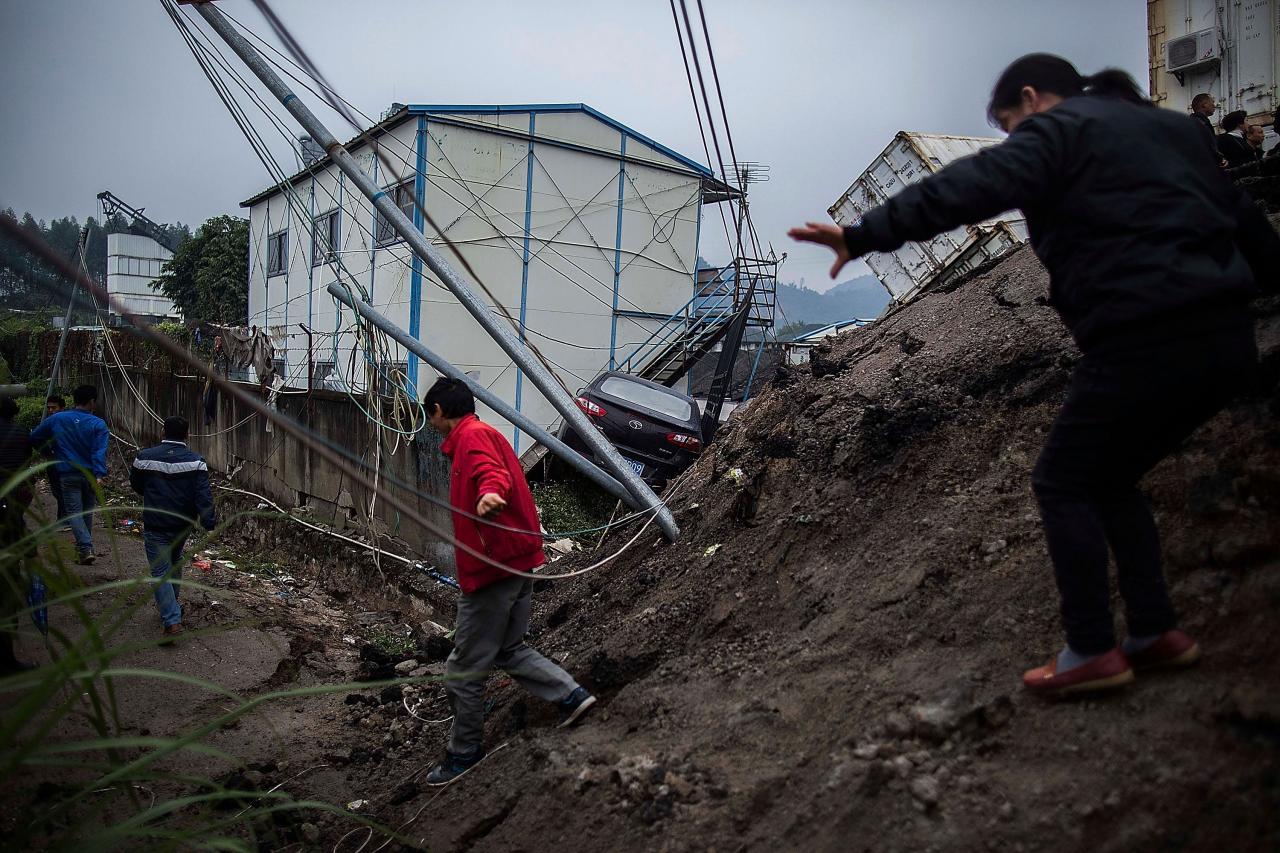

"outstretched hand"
[787,221,851,279]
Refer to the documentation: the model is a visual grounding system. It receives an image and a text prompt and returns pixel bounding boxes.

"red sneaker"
[1022,647,1134,697]
[1126,630,1200,670]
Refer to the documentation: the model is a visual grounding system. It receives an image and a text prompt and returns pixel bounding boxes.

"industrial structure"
[1147,0,1277,125]
[98,191,182,324]
[242,103,773,452]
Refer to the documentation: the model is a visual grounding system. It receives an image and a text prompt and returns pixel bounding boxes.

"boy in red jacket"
[422,378,595,785]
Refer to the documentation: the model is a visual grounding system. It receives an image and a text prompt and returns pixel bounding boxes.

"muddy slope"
[386,244,1280,852]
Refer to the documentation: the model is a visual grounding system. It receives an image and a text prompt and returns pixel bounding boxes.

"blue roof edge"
[404,103,713,176]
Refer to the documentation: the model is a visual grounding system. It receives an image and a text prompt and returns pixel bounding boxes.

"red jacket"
[439,414,544,593]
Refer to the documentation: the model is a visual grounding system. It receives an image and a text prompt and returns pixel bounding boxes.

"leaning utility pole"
[45,225,92,410]
[185,0,678,540]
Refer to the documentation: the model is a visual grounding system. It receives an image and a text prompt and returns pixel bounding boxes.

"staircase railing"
[615,261,737,375]
[615,256,778,383]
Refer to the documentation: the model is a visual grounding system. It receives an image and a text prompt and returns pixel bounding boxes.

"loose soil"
[5,244,1279,852]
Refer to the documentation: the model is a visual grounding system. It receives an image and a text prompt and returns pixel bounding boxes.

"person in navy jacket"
[130,416,215,639]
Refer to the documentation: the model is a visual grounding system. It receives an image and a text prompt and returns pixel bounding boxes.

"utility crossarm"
[97,190,182,253]
[187,0,678,541]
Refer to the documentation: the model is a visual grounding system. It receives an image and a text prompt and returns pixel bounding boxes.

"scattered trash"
[546,538,579,556]
[113,518,142,535]
[727,468,746,486]
[192,555,213,573]
[703,544,723,557]
[346,799,369,812]
[214,560,238,571]
[411,561,460,589]
[343,635,359,646]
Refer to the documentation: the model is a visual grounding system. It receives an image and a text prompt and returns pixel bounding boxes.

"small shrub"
[531,474,617,542]
[369,627,415,658]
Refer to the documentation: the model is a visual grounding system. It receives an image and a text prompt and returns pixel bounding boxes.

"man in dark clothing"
[1218,110,1255,168]
[1246,124,1266,161]
[1189,93,1227,168]
[0,396,35,672]
[419,378,594,785]
[792,54,1280,696]
[40,395,67,525]
[129,416,215,638]
[29,385,108,564]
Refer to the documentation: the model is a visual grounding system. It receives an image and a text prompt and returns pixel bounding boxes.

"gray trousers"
[446,574,578,754]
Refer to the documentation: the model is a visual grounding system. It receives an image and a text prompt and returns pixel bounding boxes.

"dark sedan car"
[558,371,703,486]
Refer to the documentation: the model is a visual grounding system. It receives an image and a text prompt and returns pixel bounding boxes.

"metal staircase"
[616,256,776,387]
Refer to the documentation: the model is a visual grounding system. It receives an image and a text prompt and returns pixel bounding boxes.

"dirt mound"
[373,243,1280,852]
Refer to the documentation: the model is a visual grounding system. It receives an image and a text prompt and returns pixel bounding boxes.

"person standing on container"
[790,54,1279,697]
[420,377,596,784]
[29,384,108,565]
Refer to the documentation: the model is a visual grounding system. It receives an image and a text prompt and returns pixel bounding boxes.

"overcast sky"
[0,0,1147,291]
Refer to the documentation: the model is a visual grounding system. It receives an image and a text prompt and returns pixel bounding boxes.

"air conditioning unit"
[1165,28,1220,74]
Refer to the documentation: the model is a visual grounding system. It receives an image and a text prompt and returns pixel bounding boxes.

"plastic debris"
[546,538,579,556]
[346,799,369,811]
[192,555,213,573]
[704,544,723,557]
[113,518,142,535]
[728,468,746,486]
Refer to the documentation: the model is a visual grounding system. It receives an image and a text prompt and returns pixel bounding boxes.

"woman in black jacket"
[791,54,1278,697]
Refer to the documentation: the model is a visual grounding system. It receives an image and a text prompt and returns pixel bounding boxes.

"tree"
[153,215,248,324]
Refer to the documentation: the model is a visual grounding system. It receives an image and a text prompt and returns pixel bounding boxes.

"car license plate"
[623,457,645,477]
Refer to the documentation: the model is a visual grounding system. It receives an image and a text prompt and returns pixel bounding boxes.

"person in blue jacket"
[130,416,216,639]
[29,384,108,565]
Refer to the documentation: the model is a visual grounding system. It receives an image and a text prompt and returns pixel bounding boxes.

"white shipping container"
[828,132,1027,305]
[1148,0,1277,127]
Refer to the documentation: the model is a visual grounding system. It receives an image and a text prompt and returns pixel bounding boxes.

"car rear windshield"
[599,376,693,421]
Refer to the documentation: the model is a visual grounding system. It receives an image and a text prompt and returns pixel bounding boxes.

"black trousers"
[1031,321,1257,655]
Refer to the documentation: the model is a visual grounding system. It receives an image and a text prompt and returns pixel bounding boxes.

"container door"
[1234,0,1275,115]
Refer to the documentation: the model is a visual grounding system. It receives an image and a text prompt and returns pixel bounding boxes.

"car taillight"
[575,396,606,417]
[665,432,702,451]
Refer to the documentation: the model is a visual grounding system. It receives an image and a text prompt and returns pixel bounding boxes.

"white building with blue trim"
[242,103,734,452]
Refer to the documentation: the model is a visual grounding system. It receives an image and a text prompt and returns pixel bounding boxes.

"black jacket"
[1218,131,1256,168]
[846,96,1279,352]
[130,440,216,534]
[1190,111,1214,141]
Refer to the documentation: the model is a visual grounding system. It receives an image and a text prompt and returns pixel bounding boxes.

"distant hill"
[774,274,889,329]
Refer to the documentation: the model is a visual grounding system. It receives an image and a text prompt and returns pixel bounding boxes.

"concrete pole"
[194,2,678,540]
[45,225,90,409]
[326,283,635,508]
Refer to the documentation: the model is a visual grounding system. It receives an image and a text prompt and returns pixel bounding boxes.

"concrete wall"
[94,353,456,570]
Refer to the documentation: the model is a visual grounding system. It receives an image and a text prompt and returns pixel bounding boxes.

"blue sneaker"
[557,687,597,729]
[424,748,484,786]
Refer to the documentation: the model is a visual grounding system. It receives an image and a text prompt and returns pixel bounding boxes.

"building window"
[374,182,415,246]
[312,210,340,266]
[267,230,288,277]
